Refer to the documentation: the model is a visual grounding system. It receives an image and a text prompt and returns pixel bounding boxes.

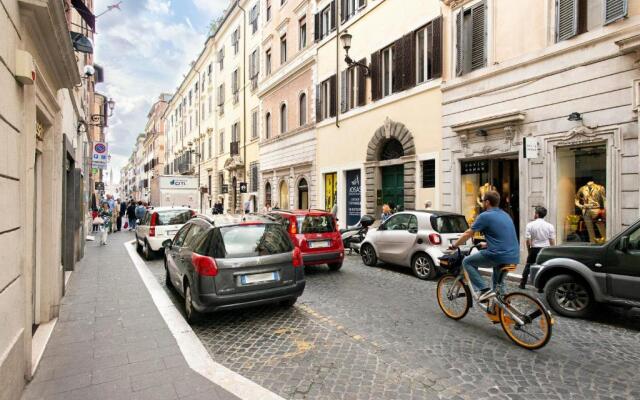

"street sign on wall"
[523,136,540,159]
[92,142,108,169]
[346,170,361,226]
[239,182,248,193]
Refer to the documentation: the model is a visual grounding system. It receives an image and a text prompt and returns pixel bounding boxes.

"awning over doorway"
[70,31,93,54]
[71,0,96,31]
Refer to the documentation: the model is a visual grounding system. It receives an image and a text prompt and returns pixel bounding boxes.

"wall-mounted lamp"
[567,112,582,122]
[340,31,370,76]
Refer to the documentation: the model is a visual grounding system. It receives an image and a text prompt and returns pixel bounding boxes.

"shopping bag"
[93,216,105,225]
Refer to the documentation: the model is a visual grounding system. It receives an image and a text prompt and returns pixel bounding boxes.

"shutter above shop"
[432,16,443,79]
[329,74,337,117]
[455,9,464,77]
[556,0,578,42]
[392,41,401,93]
[370,51,381,101]
[340,70,348,113]
[357,58,367,106]
[604,0,628,25]
[470,1,487,72]
[316,84,322,121]
[314,13,321,42]
[403,32,416,90]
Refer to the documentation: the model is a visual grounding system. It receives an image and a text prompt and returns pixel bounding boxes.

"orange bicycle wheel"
[499,292,552,350]
[436,275,471,320]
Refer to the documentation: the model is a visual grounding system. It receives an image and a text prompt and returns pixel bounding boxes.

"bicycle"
[436,246,554,350]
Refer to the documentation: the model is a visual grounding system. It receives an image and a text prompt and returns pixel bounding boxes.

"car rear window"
[156,210,191,226]
[296,215,335,234]
[431,215,469,234]
[214,224,293,258]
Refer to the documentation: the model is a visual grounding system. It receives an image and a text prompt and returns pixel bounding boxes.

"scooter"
[340,215,375,254]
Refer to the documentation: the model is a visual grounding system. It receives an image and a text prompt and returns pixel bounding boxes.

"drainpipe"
[335,0,341,128]
[238,2,248,211]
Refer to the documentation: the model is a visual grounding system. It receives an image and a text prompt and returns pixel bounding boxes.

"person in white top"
[520,206,556,289]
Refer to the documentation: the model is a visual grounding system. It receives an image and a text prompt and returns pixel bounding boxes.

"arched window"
[298,178,309,209]
[379,138,404,161]
[280,103,287,134]
[265,182,272,207]
[279,180,289,209]
[299,93,307,126]
[265,112,271,139]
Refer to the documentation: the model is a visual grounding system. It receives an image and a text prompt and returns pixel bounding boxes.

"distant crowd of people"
[91,195,148,245]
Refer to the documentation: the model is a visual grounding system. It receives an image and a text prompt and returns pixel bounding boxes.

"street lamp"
[107,98,116,116]
[340,31,370,76]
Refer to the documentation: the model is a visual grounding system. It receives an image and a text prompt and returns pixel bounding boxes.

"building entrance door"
[381,165,404,211]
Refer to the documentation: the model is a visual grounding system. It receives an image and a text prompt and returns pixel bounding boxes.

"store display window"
[556,144,607,244]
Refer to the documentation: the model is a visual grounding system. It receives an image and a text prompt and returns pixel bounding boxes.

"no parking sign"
[92,142,108,169]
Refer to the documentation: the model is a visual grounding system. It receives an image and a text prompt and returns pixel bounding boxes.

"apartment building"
[143,94,171,205]
[258,0,317,211]
[440,0,640,252]
[314,0,444,226]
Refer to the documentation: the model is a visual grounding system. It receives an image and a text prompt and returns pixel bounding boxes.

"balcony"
[230,141,240,156]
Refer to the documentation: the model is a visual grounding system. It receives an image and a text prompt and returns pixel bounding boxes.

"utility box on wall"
[15,49,36,85]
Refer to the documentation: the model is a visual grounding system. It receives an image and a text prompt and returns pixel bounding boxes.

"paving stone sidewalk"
[22,232,238,400]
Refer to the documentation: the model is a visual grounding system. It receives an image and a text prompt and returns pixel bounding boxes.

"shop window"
[556,144,607,244]
[279,180,289,209]
[265,182,272,207]
[298,178,309,209]
[324,172,337,211]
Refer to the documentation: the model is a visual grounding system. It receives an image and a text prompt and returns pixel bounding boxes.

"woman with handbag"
[97,203,112,245]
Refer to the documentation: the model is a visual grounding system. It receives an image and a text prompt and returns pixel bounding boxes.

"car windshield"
[156,210,190,226]
[218,224,293,258]
[431,215,469,234]
[296,215,335,234]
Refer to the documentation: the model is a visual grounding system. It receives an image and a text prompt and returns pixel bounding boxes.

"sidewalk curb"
[125,241,285,400]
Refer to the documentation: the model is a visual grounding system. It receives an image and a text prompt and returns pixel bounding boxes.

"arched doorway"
[298,178,309,209]
[279,180,289,209]
[265,182,272,208]
[379,138,405,211]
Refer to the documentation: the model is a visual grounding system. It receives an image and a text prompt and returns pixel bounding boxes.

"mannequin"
[575,181,606,243]
[476,182,496,209]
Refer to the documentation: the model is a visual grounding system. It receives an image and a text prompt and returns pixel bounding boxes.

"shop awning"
[70,31,94,54]
[71,0,96,31]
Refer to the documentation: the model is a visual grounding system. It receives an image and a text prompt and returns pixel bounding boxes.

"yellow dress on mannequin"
[574,181,606,243]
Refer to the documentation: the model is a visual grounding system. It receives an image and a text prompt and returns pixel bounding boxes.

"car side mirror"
[408,227,418,234]
[162,239,172,248]
[618,236,629,252]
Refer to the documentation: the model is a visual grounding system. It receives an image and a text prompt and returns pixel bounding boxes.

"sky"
[94,0,229,184]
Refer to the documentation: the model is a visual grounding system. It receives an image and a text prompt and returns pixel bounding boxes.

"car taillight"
[292,247,303,268]
[150,213,158,237]
[429,233,442,245]
[191,253,218,276]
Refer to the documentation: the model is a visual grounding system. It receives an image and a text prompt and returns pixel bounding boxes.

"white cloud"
[145,0,172,15]
[192,0,228,17]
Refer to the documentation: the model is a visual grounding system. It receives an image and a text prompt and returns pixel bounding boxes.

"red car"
[268,210,344,271]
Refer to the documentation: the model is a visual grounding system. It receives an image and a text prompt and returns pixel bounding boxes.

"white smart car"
[135,207,194,260]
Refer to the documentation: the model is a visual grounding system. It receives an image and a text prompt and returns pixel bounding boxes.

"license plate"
[241,272,278,285]
[309,240,331,248]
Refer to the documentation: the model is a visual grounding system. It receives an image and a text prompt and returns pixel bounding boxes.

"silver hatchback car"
[360,210,470,280]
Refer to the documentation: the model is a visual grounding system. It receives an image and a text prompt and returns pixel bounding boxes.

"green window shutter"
[455,9,464,77]
[604,0,628,25]
[556,0,578,42]
[470,1,487,72]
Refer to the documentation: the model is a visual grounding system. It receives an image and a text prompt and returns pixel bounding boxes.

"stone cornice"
[451,110,526,133]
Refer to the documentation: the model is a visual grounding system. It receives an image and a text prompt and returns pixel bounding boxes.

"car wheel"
[281,297,297,307]
[143,240,153,261]
[328,262,343,271]
[361,244,377,266]
[545,274,594,318]
[135,235,142,253]
[184,284,202,324]
[411,253,437,280]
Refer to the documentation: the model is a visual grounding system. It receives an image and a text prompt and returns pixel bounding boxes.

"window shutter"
[314,13,321,42]
[604,0,627,25]
[341,0,348,23]
[403,33,416,90]
[556,0,578,42]
[357,0,365,8]
[392,40,403,93]
[432,16,442,79]
[329,74,337,117]
[316,84,322,121]
[455,9,464,77]
[357,58,366,106]
[340,70,348,113]
[370,51,381,101]
[470,2,487,72]
[330,0,336,31]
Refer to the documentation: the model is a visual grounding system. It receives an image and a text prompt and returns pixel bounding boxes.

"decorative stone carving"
[383,117,392,139]
[563,124,600,143]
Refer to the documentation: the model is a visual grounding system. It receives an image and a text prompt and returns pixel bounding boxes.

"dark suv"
[163,215,306,323]
[531,219,640,318]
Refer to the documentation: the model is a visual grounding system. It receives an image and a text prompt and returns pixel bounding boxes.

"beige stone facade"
[142,94,170,206]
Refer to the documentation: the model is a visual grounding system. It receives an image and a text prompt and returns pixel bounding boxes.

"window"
[218,47,225,70]
[232,69,239,103]
[217,83,225,114]
[381,46,392,97]
[314,2,335,42]
[265,112,272,138]
[557,0,628,42]
[208,136,212,159]
[219,130,225,154]
[383,214,413,231]
[266,0,271,21]
[421,159,435,188]
[299,93,306,126]
[201,102,205,120]
[280,0,285,5]
[299,17,307,50]
[265,182,272,206]
[341,0,365,23]
[280,103,287,133]
[456,2,487,76]
[208,63,213,80]
[250,3,259,34]
[231,122,239,142]
[316,75,336,121]
[188,89,192,106]
[232,27,240,54]
[251,110,258,139]
[280,34,287,64]
[341,64,365,112]
[208,96,213,113]
[265,48,272,75]
[416,18,442,83]
[250,161,259,192]
[249,49,259,81]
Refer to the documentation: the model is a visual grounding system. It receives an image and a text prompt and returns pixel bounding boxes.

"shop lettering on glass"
[346,170,361,226]
[461,160,488,175]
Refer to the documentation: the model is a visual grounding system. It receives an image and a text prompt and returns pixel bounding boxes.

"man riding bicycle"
[450,190,520,303]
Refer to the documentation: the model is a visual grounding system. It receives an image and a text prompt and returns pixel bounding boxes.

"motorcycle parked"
[340,215,375,254]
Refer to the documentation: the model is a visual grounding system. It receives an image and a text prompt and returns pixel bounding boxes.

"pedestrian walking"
[520,206,555,288]
[127,201,137,230]
[98,203,112,245]
[380,204,392,222]
[134,201,146,224]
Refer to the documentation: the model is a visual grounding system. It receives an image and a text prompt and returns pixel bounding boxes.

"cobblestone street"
[139,233,640,400]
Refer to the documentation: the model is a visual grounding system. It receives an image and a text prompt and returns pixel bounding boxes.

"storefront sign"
[221,184,229,194]
[92,142,108,169]
[158,176,198,190]
[239,182,247,193]
[523,137,540,159]
[461,160,488,175]
[346,170,361,226]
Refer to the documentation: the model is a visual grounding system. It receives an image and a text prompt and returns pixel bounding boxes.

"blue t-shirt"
[471,208,520,264]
